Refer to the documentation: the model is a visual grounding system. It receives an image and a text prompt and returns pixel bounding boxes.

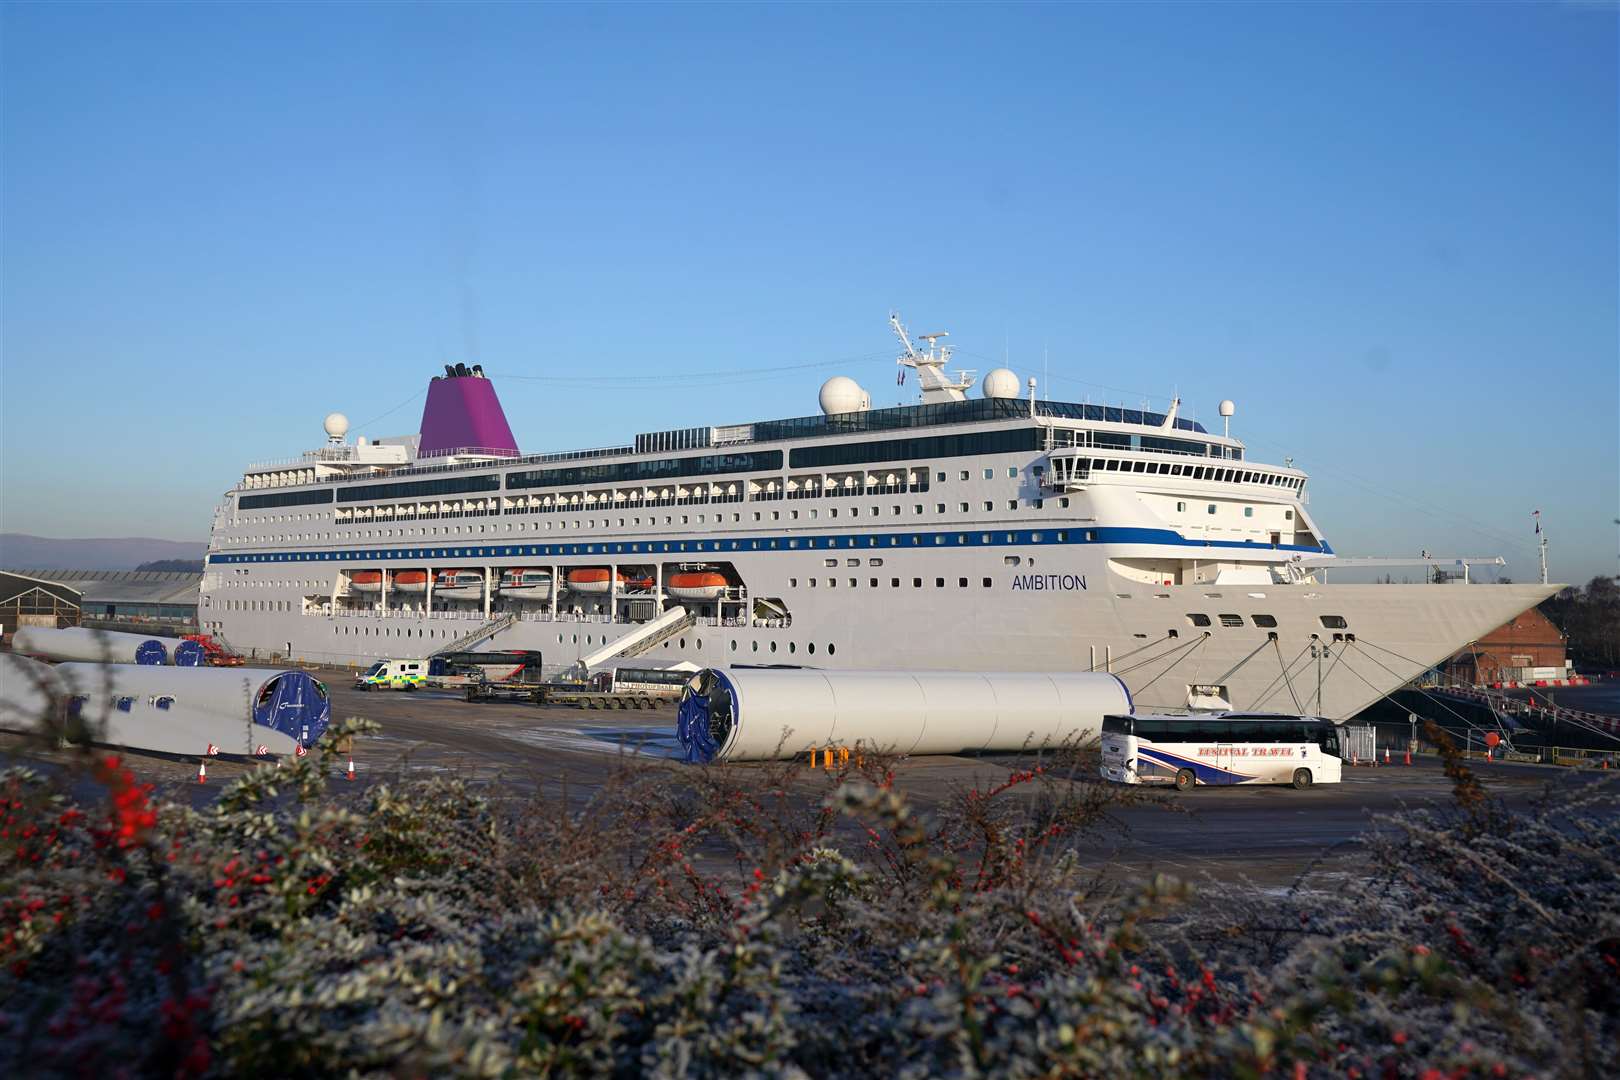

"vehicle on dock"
[356,658,427,691]
[1100,712,1343,790]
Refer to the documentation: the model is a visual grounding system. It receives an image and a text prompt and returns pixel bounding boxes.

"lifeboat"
[566,568,619,595]
[432,570,485,599]
[349,570,383,594]
[500,568,553,601]
[392,570,429,595]
[667,571,729,601]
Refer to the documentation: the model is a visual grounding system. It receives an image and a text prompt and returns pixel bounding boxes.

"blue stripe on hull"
[207,525,1330,566]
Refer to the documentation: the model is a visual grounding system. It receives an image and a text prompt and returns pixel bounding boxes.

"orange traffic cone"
[197,758,207,784]
[346,756,356,781]
[1383,747,1391,765]
[1404,750,1412,766]
[1485,749,1493,764]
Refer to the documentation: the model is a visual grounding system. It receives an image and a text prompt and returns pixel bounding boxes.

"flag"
[897,368,905,386]
[1533,509,1541,534]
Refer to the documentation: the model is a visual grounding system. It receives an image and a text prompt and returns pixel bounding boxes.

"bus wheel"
[1292,768,1313,790]
[1174,769,1196,792]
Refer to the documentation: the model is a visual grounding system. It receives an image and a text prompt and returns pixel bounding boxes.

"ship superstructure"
[202,322,1559,719]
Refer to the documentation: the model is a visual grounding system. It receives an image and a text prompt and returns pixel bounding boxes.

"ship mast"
[891,312,975,404]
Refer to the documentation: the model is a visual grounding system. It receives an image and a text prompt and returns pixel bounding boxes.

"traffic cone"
[197,758,207,784]
[1383,747,1391,765]
[346,756,356,781]
[1485,749,1493,764]
[1404,749,1412,766]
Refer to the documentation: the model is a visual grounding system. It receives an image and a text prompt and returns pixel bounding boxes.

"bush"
[1,722,1615,1077]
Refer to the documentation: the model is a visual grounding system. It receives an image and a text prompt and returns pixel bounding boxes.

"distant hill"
[0,534,205,571]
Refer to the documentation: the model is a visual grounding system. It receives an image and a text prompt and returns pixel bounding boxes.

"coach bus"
[1100,712,1343,791]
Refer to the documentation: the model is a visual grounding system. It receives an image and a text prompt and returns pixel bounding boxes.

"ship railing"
[417,446,523,460]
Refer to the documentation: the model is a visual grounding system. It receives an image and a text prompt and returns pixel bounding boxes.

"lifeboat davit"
[500,568,553,601]
[349,570,383,594]
[667,571,729,601]
[392,570,429,595]
[433,570,485,599]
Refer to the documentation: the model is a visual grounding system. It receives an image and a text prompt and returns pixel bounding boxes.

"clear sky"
[2,2,1615,584]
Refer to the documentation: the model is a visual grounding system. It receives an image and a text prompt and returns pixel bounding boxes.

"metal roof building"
[2,569,199,627]
[0,571,84,631]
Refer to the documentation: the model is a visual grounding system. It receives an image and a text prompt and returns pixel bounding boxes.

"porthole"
[789,642,796,654]
[808,643,816,655]
[769,641,777,653]
[827,643,836,656]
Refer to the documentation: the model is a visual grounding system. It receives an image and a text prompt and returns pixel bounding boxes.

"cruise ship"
[202,316,1559,719]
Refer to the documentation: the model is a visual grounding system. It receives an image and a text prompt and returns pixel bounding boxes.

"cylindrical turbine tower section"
[0,654,65,734]
[677,669,1132,763]
[16,664,335,756]
[13,626,184,665]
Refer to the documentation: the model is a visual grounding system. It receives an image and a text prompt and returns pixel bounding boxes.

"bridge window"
[1320,615,1348,629]
[1253,614,1278,628]
[1186,613,1212,627]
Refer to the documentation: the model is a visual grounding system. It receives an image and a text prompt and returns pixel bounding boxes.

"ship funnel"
[418,367,520,458]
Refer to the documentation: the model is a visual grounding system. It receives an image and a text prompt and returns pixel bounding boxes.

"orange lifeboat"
[667,571,728,601]
[566,568,618,595]
[392,570,428,595]
[349,570,383,594]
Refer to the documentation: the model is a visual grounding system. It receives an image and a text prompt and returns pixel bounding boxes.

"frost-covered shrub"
[0,724,1615,1077]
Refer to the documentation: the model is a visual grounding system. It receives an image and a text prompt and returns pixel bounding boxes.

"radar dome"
[982,368,1020,399]
[819,376,870,416]
[1219,399,1236,418]
[323,412,350,439]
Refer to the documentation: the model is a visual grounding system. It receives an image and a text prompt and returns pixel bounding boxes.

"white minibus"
[1100,712,1343,791]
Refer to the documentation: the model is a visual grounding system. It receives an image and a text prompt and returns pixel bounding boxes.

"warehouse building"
[1,570,200,635]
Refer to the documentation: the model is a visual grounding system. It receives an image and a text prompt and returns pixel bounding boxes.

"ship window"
[828,578,836,587]
[824,558,837,567]
[984,468,994,479]
[1007,467,1018,478]
[1004,556,1021,566]
[913,577,922,587]
[869,557,883,566]
[1176,501,1187,512]
[846,558,860,566]
[828,643,836,656]
[936,471,946,482]
[913,504,923,514]
[1207,504,1217,514]
[1186,613,1212,627]
[935,577,945,587]
[891,577,899,587]
[1285,510,1294,520]
[1244,507,1254,517]
[848,578,857,588]
[1219,614,1244,627]
[1008,500,1017,510]
[983,577,992,587]
[790,578,798,587]
[1061,497,1070,508]
[892,506,901,515]
[870,578,878,587]
[936,503,945,513]
[1320,615,1348,629]
[958,577,968,587]
[1253,614,1278,628]
[752,641,759,652]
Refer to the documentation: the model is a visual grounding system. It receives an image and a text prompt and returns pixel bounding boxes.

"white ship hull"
[208,330,1557,723]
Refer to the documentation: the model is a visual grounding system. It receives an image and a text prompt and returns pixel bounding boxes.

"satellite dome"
[982,368,1020,399]
[323,412,350,439]
[1219,399,1236,418]
[819,376,870,416]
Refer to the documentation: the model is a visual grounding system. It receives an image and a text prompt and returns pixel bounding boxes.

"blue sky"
[2,2,1615,584]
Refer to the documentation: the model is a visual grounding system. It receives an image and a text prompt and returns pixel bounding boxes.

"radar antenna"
[890,311,975,404]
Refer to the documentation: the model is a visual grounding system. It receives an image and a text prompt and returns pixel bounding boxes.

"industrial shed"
[0,571,84,631]
[1,570,199,632]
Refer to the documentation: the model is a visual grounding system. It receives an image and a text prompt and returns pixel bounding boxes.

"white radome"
[1219,399,1236,418]
[982,368,1020,399]
[324,412,350,438]
[819,376,870,416]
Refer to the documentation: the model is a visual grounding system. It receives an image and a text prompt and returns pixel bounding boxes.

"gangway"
[567,606,693,678]
[438,612,518,654]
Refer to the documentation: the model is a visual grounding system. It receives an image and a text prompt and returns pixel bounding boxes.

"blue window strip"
[204,528,1330,566]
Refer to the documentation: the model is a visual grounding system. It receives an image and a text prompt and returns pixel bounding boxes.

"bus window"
[1319,726,1340,757]
[1101,714,1133,735]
